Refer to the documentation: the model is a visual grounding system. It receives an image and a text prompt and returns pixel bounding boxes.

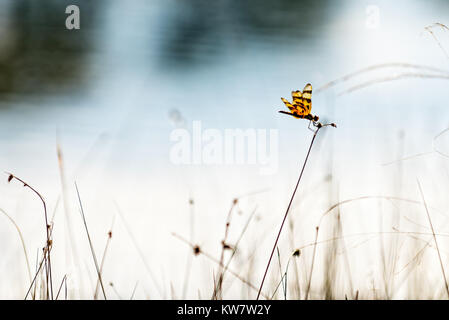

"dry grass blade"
[6,172,54,300]
[316,62,449,93]
[270,252,293,299]
[318,195,435,225]
[416,180,449,298]
[94,222,114,299]
[425,23,449,60]
[305,227,319,300]
[24,249,49,300]
[0,208,32,284]
[337,73,449,96]
[55,275,67,300]
[75,182,107,300]
[130,281,139,300]
[213,198,238,299]
[56,141,82,285]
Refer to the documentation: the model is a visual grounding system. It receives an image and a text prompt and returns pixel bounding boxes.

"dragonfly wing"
[300,83,312,115]
[281,97,297,112]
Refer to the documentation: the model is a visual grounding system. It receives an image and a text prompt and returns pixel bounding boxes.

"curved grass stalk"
[0,208,32,284]
[256,122,336,300]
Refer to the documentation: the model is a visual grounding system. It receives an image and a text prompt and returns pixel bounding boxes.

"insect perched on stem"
[278,83,336,130]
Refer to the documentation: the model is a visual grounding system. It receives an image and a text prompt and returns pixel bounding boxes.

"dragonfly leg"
[308,120,316,132]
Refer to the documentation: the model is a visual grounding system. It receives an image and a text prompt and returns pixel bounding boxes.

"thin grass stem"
[256,124,331,300]
[75,182,107,300]
[417,180,449,298]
